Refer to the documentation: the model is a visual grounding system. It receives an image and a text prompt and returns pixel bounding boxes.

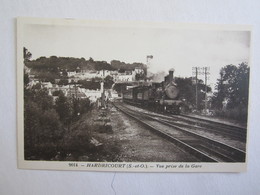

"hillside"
[25,56,146,73]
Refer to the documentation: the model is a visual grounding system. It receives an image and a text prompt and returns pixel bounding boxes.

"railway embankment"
[49,102,198,162]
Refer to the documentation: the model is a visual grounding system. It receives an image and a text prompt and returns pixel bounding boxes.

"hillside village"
[24,57,146,103]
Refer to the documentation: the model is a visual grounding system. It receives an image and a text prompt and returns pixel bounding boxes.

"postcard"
[17,17,251,172]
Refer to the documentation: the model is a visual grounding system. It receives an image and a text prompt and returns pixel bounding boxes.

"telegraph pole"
[192,67,198,111]
[196,68,198,111]
[204,67,208,112]
[74,83,78,100]
[192,67,210,112]
[101,69,105,108]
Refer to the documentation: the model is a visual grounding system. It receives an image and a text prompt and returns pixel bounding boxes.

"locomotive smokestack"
[169,68,175,82]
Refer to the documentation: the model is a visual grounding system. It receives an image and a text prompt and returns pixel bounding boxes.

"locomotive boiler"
[123,69,182,114]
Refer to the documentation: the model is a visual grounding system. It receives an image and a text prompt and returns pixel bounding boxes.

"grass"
[214,106,248,123]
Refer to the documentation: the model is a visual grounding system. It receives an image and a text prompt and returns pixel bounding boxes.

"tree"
[236,63,250,107]
[24,101,41,151]
[104,75,114,89]
[175,77,211,111]
[55,92,73,125]
[78,79,100,90]
[110,60,146,71]
[23,47,32,62]
[24,72,29,86]
[24,85,53,111]
[24,87,63,159]
[34,88,54,111]
[89,57,94,62]
[211,70,225,109]
[58,79,69,86]
[212,63,249,110]
[95,61,113,71]
[52,90,63,96]
[39,109,63,142]
[135,72,146,81]
[175,77,194,104]
[72,98,92,118]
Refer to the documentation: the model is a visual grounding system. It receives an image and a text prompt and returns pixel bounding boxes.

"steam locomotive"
[123,69,182,114]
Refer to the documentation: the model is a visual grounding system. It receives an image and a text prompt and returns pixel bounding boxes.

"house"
[117,72,133,82]
[83,89,101,102]
[79,71,98,80]
[27,79,40,88]
[67,71,77,77]
[98,70,112,77]
[67,87,87,99]
[41,82,53,89]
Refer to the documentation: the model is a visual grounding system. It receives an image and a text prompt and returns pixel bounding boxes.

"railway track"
[123,102,247,142]
[145,112,246,142]
[179,114,247,139]
[180,114,246,131]
[113,101,246,162]
[175,115,246,142]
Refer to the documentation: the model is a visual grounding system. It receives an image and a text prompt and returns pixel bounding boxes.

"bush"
[214,105,248,122]
[24,87,64,160]
[24,82,94,160]
[61,128,92,157]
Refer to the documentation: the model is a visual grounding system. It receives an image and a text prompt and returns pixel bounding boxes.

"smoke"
[150,71,167,82]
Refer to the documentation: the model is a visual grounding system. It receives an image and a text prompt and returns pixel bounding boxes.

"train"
[123,69,182,114]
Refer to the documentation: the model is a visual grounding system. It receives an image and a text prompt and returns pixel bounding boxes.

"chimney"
[168,68,175,82]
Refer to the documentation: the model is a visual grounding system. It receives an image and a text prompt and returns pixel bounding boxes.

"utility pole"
[192,67,198,111]
[204,67,208,112]
[192,67,210,112]
[74,83,78,100]
[101,69,105,108]
[196,68,198,111]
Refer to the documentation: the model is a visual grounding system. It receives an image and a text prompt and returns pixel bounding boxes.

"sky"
[23,21,251,88]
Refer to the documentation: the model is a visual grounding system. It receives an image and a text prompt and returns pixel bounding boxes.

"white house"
[97,70,112,78]
[67,71,77,77]
[134,67,144,74]
[83,89,102,102]
[41,82,53,89]
[117,73,133,82]
[27,79,39,88]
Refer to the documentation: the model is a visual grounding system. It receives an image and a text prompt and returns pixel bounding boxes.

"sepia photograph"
[17,17,251,172]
